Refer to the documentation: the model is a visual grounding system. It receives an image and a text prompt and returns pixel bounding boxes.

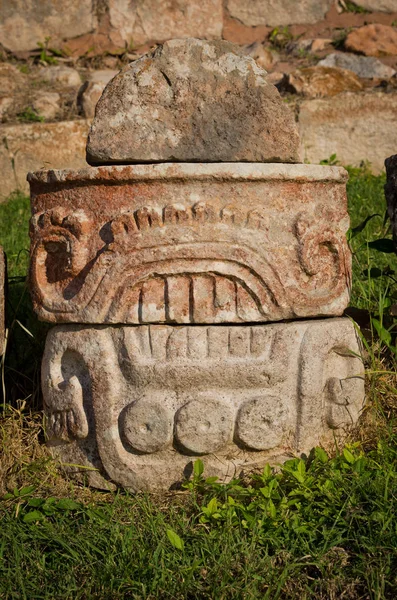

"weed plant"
[0,165,396,599]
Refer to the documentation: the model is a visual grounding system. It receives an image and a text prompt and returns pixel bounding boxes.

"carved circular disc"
[236,396,286,450]
[122,396,173,454]
[175,397,233,455]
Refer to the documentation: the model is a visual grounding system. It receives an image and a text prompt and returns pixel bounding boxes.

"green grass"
[0,166,397,599]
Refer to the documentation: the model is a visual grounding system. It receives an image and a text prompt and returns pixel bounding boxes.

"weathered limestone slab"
[299,92,397,174]
[0,0,96,53]
[86,39,300,165]
[108,0,223,47]
[0,248,5,355]
[226,0,333,27]
[1,120,90,200]
[28,163,351,325]
[42,318,365,491]
[354,0,397,10]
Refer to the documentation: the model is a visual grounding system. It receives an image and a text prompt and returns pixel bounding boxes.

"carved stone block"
[42,318,365,491]
[29,163,351,325]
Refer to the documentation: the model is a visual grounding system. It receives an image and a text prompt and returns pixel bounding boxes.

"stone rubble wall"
[2,0,397,199]
[2,0,397,53]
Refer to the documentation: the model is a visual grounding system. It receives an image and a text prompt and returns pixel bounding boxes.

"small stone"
[38,66,81,88]
[311,38,333,53]
[266,72,285,87]
[78,70,119,119]
[32,92,61,121]
[0,96,12,120]
[289,38,333,54]
[288,66,363,97]
[87,38,300,165]
[319,52,396,79]
[243,42,279,71]
[102,56,120,70]
[226,0,333,26]
[345,24,397,57]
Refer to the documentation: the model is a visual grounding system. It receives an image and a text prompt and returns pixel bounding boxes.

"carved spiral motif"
[294,213,349,299]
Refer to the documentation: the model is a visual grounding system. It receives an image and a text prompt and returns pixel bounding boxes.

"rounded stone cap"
[85,38,301,166]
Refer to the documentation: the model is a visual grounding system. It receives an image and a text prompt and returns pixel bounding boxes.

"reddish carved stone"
[28,162,351,325]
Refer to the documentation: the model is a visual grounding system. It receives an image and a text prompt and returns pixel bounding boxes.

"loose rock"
[78,70,119,119]
[38,66,81,88]
[345,24,397,57]
[0,63,24,95]
[319,52,396,79]
[288,66,363,97]
[32,92,61,121]
[243,42,279,71]
[86,38,300,165]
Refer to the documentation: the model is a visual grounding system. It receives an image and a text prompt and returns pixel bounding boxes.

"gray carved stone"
[42,318,365,492]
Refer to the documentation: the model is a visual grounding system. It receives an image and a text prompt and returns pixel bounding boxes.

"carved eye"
[44,239,70,255]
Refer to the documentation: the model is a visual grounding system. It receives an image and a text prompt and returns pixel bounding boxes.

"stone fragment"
[288,66,363,97]
[384,154,397,251]
[345,24,397,57]
[32,92,61,121]
[353,0,397,11]
[0,63,24,95]
[28,162,351,324]
[0,248,4,355]
[319,52,396,79]
[226,0,333,26]
[0,120,90,200]
[78,70,119,119]
[311,38,334,53]
[299,92,397,173]
[266,72,285,87]
[42,318,365,491]
[243,42,279,71]
[0,97,13,121]
[108,0,223,47]
[86,39,300,165]
[0,0,96,53]
[289,38,333,54]
[38,66,81,88]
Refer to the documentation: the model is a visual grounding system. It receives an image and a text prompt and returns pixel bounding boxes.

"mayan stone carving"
[29,163,351,325]
[42,319,364,491]
[29,37,365,491]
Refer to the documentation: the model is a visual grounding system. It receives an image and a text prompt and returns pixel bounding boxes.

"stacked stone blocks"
[29,39,365,491]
